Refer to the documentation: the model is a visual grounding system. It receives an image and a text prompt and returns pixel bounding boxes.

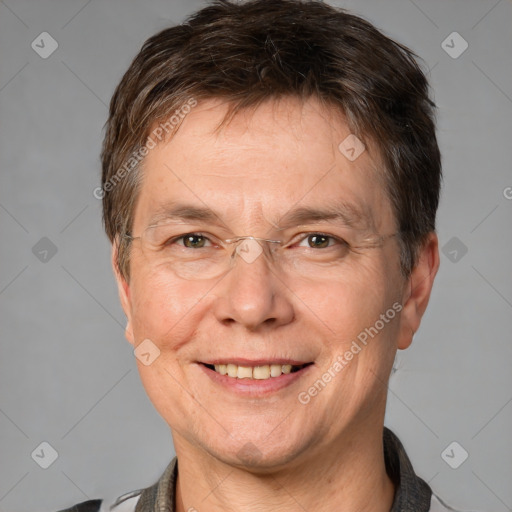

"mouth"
[201,361,313,380]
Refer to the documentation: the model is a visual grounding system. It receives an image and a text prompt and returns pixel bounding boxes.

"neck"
[173,426,395,512]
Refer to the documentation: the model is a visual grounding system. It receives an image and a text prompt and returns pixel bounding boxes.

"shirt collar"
[384,427,433,511]
[134,427,432,512]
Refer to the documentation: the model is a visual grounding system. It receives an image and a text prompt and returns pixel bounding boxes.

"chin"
[196,429,315,473]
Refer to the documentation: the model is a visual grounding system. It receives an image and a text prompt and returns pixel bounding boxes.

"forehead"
[133,97,394,234]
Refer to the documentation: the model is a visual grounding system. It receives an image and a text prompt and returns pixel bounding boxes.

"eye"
[175,233,212,249]
[296,233,345,249]
[306,234,330,249]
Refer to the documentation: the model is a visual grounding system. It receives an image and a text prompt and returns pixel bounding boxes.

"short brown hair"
[101,0,441,279]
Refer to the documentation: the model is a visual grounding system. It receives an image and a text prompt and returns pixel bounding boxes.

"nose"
[212,241,295,331]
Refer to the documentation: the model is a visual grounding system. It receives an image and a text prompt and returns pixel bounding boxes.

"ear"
[112,241,135,346]
[397,232,440,350]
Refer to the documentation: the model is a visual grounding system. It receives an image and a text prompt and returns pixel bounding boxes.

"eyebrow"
[274,203,374,231]
[146,201,374,232]
[149,203,221,225]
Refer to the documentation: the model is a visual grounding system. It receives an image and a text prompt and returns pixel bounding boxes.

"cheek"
[294,252,402,377]
[128,268,209,348]
[304,256,399,326]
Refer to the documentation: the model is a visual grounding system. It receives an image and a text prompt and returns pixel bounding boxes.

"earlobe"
[112,242,135,346]
[397,233,440,350]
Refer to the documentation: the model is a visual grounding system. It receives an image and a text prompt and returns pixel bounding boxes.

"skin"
[114,96,439,511]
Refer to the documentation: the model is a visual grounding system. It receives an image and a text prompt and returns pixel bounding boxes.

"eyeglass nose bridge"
[224,236,282,245]
[223,236,282,265]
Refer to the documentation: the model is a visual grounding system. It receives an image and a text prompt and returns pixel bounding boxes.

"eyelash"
[169,232,349,249]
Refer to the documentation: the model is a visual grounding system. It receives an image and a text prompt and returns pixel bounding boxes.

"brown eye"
[307,234,331,248]
[182,234,207,248]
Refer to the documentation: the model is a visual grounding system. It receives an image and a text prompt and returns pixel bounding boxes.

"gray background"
[1,0,511,510]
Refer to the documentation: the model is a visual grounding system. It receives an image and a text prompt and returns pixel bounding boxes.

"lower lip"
[198,364,313,396]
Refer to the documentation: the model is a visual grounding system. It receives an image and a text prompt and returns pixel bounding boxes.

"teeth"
[281,364,292,374]
[270,364,282,377]
[253,365,270,380]
[215,364,227,375]
[211,363,303,380]
[237,366,253,379]
[227,363,238,377]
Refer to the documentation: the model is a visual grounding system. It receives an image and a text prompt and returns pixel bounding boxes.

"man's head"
[101,0,440,470]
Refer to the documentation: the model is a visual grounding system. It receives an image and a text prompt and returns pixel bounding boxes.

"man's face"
[117,97,413,469]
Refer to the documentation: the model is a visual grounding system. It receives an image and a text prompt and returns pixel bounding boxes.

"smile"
[205,363,310,380]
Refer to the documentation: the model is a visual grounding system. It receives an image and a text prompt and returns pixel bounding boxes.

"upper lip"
[200,358,312,366]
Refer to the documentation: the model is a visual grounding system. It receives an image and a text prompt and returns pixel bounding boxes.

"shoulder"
[430,493,480,512]
[57,500,102,512]
[57,491,141,512]
[55,457,176,512]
